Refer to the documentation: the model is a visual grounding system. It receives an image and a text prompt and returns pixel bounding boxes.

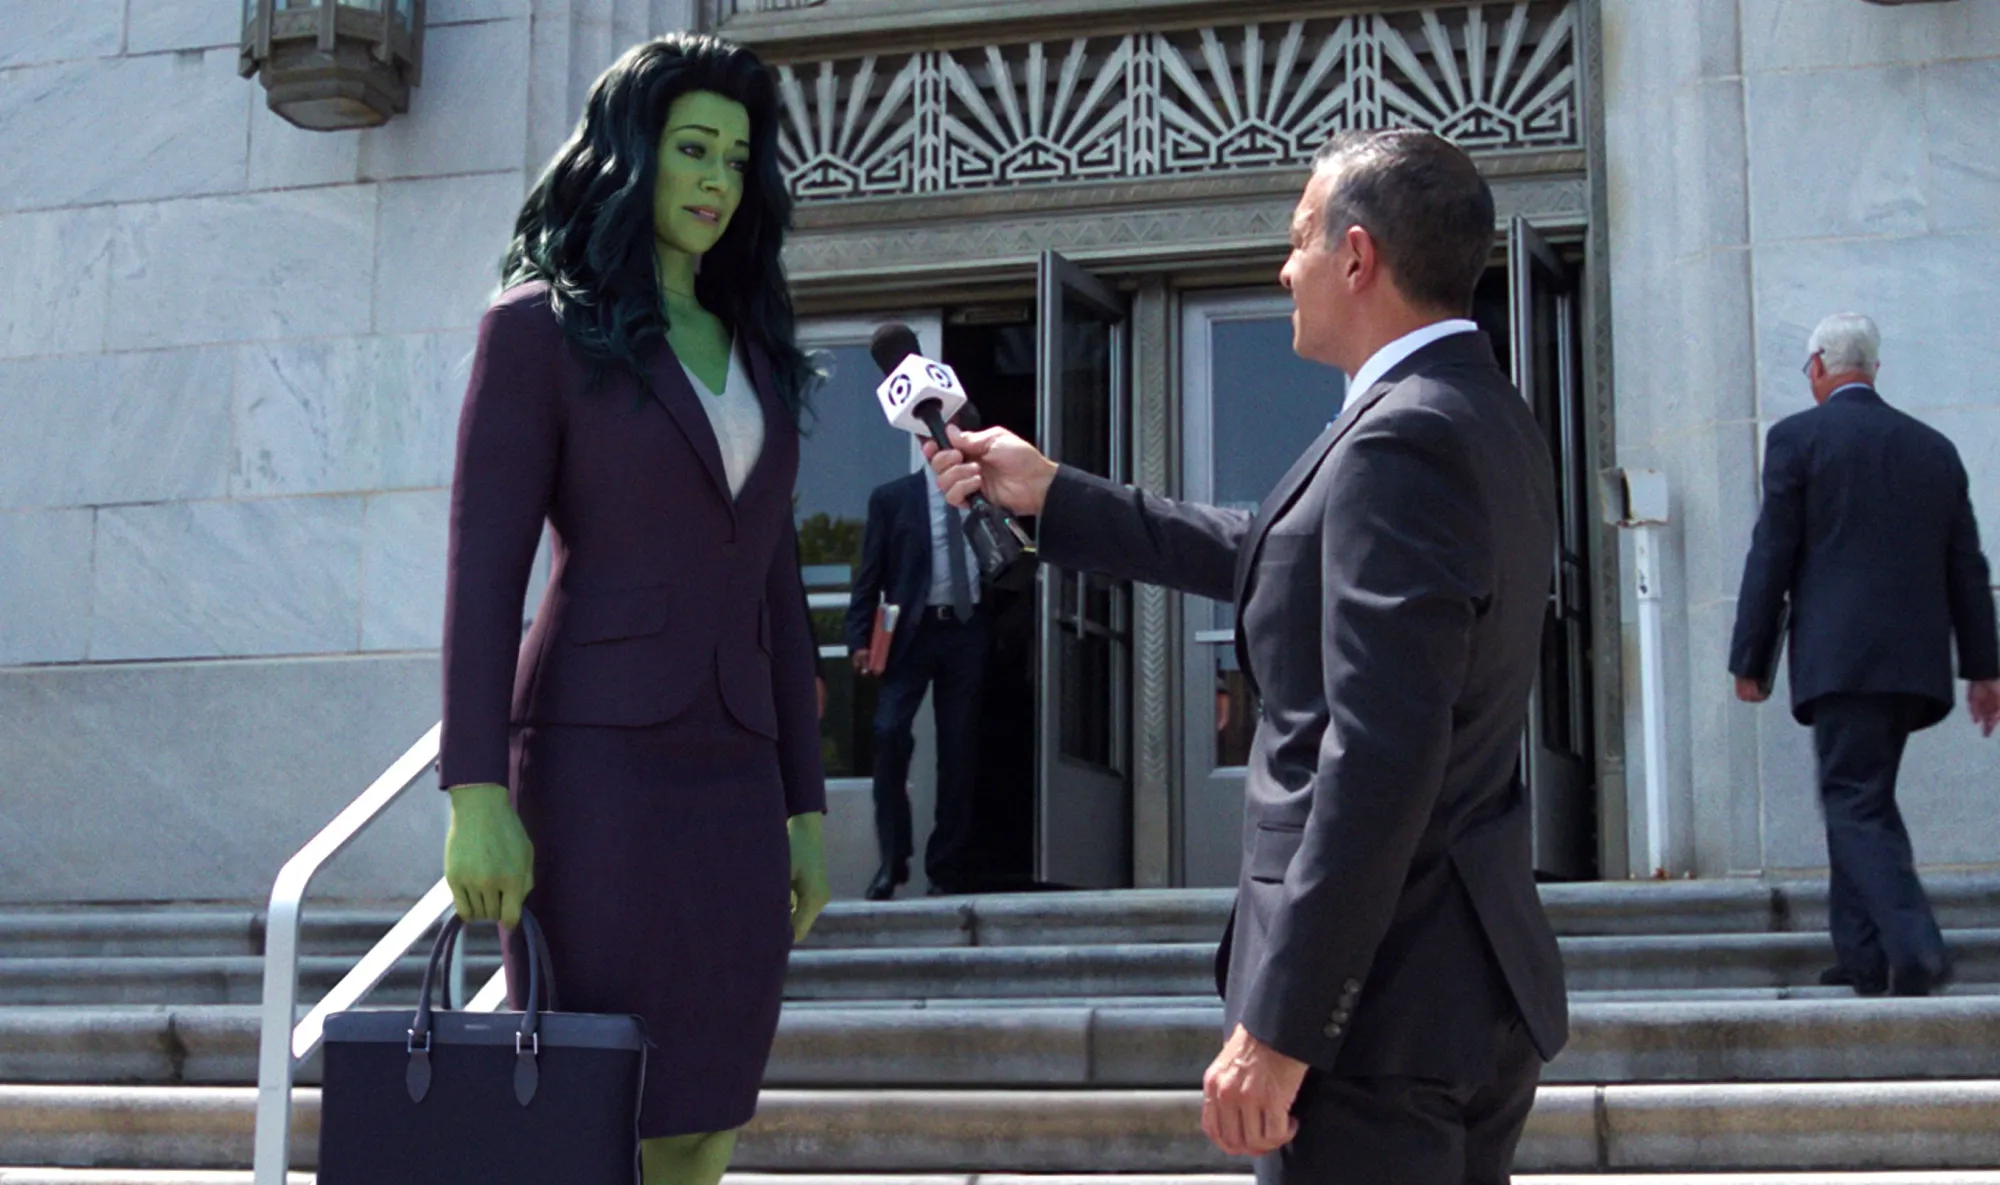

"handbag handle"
[407,911,553,1106]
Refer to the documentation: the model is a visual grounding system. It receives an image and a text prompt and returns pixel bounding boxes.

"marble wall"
[1604,0,2000,876]
[0,0,697,904]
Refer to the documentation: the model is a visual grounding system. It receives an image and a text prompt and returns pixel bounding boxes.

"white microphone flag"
[874,354,968,435]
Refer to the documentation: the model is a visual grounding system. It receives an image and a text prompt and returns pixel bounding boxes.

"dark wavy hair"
[501,33,813,423]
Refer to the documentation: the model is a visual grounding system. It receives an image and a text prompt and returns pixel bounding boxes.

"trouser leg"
[1813,694,1947,980]
[924,616,989,891]
[870,637,933,875]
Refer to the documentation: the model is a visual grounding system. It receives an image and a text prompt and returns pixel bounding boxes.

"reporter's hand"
[443,783,534,927]
[851,651,873,678]
[1970,679,2000,738]
[1734,675,1770,705]
[925,425,1059,517]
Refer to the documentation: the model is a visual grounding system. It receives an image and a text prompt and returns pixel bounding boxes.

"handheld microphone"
[868,323,1037,592]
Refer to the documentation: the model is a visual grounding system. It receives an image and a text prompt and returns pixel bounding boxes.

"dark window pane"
[1210,316,1344,507]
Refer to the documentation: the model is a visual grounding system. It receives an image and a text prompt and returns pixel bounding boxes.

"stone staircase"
[4,876,2000,1182]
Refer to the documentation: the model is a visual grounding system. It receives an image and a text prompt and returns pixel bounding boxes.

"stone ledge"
[7,1081,2000,1172]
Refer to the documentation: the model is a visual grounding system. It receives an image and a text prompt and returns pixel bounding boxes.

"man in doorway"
[845,405,989,900]
[1730,313,2000,997]
[928,130,1567,1184]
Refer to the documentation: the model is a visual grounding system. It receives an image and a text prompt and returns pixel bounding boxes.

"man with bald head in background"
[1731,313,2000,999]
[929,130,1567,1183]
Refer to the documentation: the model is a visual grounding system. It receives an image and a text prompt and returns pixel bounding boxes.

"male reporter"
[931,131,1566,1183]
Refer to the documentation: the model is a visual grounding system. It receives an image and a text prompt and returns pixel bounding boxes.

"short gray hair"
[1807,313,1881,375]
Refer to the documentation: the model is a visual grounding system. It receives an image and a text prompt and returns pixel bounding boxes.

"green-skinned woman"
[437,34,830,1185]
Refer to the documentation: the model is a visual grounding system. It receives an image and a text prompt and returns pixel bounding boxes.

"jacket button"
[1332,1009,1350,1025]
[1343,979,1361,995]
[722,542,738,558]
[1323,1022,1343,1039]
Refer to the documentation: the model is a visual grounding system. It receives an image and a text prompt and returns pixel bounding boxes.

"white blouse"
[681,341,766,498]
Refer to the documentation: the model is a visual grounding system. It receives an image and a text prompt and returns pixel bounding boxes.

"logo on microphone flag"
[875,353,967,435]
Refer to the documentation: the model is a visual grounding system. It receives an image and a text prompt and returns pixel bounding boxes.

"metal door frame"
[1175,288,1298,887]
[1510,216,1596,880]
[1035,250,1133,888]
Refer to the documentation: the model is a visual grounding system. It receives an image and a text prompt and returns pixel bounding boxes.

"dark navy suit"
[844,471,986,891]
[1731,384,1998,988]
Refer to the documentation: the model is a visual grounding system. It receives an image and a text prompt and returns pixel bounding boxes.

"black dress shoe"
[1818,964,1888,996]
[864,866,906,902]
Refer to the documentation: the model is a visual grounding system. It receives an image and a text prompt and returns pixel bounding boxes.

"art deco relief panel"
[769,2,1583,207]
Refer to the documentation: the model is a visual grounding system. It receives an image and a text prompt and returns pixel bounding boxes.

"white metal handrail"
[251,722,509,1185]
[255,590,857,1180]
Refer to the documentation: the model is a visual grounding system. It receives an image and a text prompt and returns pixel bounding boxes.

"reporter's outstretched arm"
[930,425,1250,603]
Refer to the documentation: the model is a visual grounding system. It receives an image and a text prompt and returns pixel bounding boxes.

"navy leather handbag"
[317,909,648,1184]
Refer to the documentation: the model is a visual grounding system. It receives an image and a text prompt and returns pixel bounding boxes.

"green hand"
[786,811,831,942]
[444,783,535,927]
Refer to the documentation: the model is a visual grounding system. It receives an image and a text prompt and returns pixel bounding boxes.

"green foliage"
[796,511,864,568]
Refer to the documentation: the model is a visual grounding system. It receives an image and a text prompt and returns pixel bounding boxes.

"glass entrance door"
[1509,217,1596,880]
[1177,291,1347,887]
[1035,251,1133,888]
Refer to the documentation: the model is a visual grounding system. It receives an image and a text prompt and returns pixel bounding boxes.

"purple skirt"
[501,672,792,1138]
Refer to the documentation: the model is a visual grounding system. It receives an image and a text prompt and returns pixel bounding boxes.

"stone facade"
[1604,0,2000,876]
[0,0,697,903]
[1,0,1996,903]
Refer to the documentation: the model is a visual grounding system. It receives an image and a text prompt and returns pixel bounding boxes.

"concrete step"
[2,1176,1999,1185]
[7,996,2000,1088]
[7,1082,2000,1172]
[0,956,501,1008]
[782,931,2000,1001]
[6,872,2000,962]
[7,929,1999,1007]
[0,911,500,962]
[807,873,2000,947]
[5,1176,2000,1185]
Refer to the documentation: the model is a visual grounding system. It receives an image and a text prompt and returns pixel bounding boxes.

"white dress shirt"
[681,339,766,498]
[1341,318,1481,414]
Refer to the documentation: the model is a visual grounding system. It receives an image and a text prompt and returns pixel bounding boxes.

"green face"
[653,90,752,259]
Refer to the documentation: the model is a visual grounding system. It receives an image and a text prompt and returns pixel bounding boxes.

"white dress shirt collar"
[1342,318,1480,412]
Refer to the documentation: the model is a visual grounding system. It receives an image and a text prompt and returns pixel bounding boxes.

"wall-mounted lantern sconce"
[239,0,426,131]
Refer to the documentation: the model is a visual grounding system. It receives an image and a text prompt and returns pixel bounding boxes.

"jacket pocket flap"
[565,587,672,645]
[1247,822,1303,883]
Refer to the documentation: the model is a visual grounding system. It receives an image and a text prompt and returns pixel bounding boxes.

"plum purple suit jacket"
[438,281,826,818]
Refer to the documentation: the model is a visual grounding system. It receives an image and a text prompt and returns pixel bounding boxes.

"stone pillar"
[1601,0,1759,876]
[1129,280,1176,888]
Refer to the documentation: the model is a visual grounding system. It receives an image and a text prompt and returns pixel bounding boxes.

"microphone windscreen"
[869,323,922,376]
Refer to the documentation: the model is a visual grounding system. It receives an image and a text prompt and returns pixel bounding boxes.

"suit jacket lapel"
[1230,380,1397,611]
[648,342,735,518]
[1225,330,1502,693]
[734,339,793,511]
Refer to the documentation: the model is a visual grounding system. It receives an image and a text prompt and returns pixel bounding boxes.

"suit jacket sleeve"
[770,516,829,816]
[1235,406,1486,1070]
[1037,465,1249,603]
[1945,455,2000,681]
[845,485,891,655]
[1729,422,1806,678]
[439,299,561,790]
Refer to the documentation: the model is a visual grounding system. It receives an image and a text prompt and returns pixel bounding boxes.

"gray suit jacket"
[1039,332,1567,1082]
